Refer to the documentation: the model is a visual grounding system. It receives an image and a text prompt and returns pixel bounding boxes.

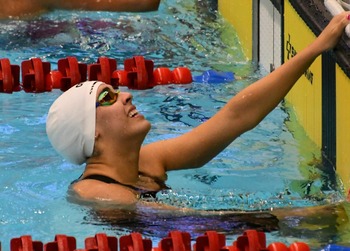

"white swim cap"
[46,81,104,165]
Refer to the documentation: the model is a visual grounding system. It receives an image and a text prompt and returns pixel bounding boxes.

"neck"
[85,145,141,186]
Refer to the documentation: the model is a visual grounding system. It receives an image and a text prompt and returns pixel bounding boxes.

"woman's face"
[94,84,151,146]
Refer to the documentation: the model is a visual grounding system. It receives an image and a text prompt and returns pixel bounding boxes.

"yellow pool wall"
[218,0,350,194]
[218,0,253,60]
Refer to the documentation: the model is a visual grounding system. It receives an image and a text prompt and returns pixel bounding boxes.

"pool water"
[0,0,349,250]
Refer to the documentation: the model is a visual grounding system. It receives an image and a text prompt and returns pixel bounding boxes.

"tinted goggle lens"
[96,88,120,107]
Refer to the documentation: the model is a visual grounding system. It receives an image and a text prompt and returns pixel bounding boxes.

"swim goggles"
[96,87,120,107]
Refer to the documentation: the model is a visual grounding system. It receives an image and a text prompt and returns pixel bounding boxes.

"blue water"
[0,0,349,250]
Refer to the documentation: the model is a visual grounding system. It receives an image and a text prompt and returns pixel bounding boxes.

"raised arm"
[0,0,160,19]
[52,0,161,12]
[140,12,350,173]
[0,1,48,19]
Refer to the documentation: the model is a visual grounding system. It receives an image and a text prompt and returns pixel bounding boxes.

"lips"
[128,109,139,118]
[128,108,139,118]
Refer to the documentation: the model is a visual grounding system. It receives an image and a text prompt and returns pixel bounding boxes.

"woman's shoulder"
[69,179,139,206]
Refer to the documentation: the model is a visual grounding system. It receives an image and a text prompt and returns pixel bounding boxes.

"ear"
[91,130,101,157]
[94,130,101,141]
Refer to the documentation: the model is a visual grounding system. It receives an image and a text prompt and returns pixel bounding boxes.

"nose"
[119,92,133,105]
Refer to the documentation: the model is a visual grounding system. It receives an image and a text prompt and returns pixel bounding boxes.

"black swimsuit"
[72,174,161,199]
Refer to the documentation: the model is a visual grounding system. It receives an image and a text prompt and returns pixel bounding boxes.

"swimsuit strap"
[82,174,159,199]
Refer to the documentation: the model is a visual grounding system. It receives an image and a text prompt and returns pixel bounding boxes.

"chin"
[144,120,152,133]
[137,117,151,134]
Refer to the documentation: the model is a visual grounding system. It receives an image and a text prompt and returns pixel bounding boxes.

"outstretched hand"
[314,11,350,52]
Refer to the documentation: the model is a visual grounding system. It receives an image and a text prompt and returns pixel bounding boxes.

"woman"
[47,12,350,208]
[0,0,161,19]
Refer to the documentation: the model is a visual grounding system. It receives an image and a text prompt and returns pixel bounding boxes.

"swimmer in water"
[46,12,350,208]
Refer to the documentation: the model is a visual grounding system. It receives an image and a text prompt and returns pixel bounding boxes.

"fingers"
[340,11,350,25]
[337,11,350,28]
[333,11,350,39]
[315,11,350,51]
[330,11,350,28]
